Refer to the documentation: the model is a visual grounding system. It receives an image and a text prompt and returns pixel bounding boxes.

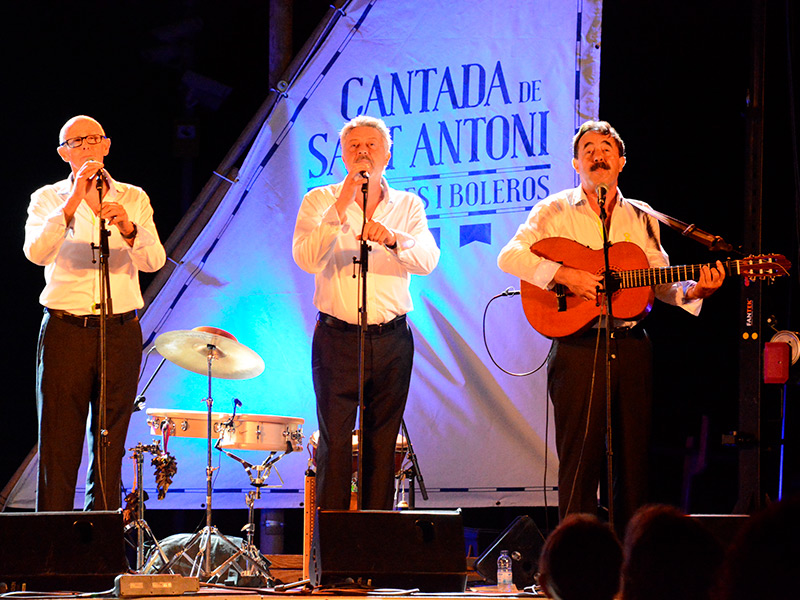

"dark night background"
[2,0,798,545]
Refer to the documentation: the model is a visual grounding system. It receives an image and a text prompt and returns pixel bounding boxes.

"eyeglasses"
[60,134,107,149]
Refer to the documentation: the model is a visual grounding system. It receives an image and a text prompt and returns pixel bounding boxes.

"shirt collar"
[572,185,626,207]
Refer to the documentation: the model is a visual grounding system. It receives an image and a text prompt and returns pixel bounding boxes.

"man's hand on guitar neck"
[553,265,604,302]
[684,260,726,301]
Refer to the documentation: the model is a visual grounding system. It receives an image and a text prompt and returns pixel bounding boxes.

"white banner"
[114,0,603,511]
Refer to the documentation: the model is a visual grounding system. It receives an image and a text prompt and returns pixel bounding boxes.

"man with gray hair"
[24,115,166,511]
[293,115,439,510]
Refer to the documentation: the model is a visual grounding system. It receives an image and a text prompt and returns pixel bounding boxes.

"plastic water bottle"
[497,549,513,592]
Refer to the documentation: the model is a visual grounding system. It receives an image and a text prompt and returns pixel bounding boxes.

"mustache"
[590,162,611,172]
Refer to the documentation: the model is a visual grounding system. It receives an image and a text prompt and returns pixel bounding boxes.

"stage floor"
[1,556,546,599]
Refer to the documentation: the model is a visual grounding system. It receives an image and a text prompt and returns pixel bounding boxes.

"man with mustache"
[24,115,166,511]
[497,120,725,531]
[293,115,439,510]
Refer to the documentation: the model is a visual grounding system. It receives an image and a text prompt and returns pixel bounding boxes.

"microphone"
[500,287,521,296]
[359,170,370,180]
[84,158,105,181]
[596,183,609,207]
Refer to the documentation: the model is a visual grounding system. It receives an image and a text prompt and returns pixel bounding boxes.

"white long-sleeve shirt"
[24,171,166,314]
[292,178,439,325]
[497,186,702,325]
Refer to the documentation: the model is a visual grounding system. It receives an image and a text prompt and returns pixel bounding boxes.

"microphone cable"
[483,287,555,527]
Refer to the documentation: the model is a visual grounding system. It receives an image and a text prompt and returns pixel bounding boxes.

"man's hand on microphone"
[64,159,105,224]
[334,164,373,219]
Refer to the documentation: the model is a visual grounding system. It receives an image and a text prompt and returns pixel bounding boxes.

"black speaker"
[310,509,467,592]
[0,511,128,592]
[475,515,546,588]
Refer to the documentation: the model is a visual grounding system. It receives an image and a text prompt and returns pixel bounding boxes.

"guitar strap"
[626,198,735,253]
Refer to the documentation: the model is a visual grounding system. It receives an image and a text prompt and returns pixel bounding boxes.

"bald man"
[24,115,166,511]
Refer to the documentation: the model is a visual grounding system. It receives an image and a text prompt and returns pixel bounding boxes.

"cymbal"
[154,326,265,380]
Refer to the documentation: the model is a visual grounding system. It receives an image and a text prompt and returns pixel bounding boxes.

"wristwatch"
[122,223,138,240]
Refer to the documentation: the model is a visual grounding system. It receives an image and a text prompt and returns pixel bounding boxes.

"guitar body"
[520,237,655,338]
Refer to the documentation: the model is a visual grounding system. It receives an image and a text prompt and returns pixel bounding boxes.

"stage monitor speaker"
[475,515,546,588]
[0,511,128,592]
[309,509,467,592]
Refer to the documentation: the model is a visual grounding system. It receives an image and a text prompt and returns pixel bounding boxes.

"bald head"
[59,115,105,145]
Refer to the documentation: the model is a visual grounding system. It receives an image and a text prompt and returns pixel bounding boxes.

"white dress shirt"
[292,178,440,325]
[497,186,702,325]
[24,171,167,314]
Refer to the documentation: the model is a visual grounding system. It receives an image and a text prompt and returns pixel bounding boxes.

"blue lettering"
[450,182,464,208]
[461,63,486,109]
[438,120,461,164]
[433,66,459,111]
[307,133,329,178]
[484,61,511,106]
[341,77,364,119]
[414,68,438,113]
[364,75,389,117]
[410,123,437,167]
[486,115,510,160]
[389,72,413,116]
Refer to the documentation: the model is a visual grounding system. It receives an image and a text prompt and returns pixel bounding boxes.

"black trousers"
[36,310,142,511]
[547,327,653,531]
[311,314,414,510]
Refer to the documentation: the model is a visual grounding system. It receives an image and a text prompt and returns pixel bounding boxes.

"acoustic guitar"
[520,237,791,339]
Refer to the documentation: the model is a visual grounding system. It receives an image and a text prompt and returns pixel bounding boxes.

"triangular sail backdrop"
[6,0,602,509]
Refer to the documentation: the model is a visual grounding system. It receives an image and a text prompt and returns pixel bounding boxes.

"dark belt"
[317,312,406,335]
[46,307,138,328]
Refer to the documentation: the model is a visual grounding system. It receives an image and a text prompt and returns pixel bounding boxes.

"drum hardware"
[148,326,265,580]
[125,441,170,571]
[209,438,295,586]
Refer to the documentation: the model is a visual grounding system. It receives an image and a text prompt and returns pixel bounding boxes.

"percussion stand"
[156,348,239,581]
[213,440,288,583]
[127,441,168,571]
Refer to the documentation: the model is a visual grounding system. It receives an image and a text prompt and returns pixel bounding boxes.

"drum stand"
[153,349,245,582]
[214,442,287,584]
[126,442,168,571]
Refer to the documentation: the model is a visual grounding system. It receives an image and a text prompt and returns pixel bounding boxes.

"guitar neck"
[618,259,738,289]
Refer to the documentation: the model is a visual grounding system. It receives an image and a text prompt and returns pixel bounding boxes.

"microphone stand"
[399,419,427,508]
[354,175,370,511]
[93,172,114,509]
[596,187,616,530]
